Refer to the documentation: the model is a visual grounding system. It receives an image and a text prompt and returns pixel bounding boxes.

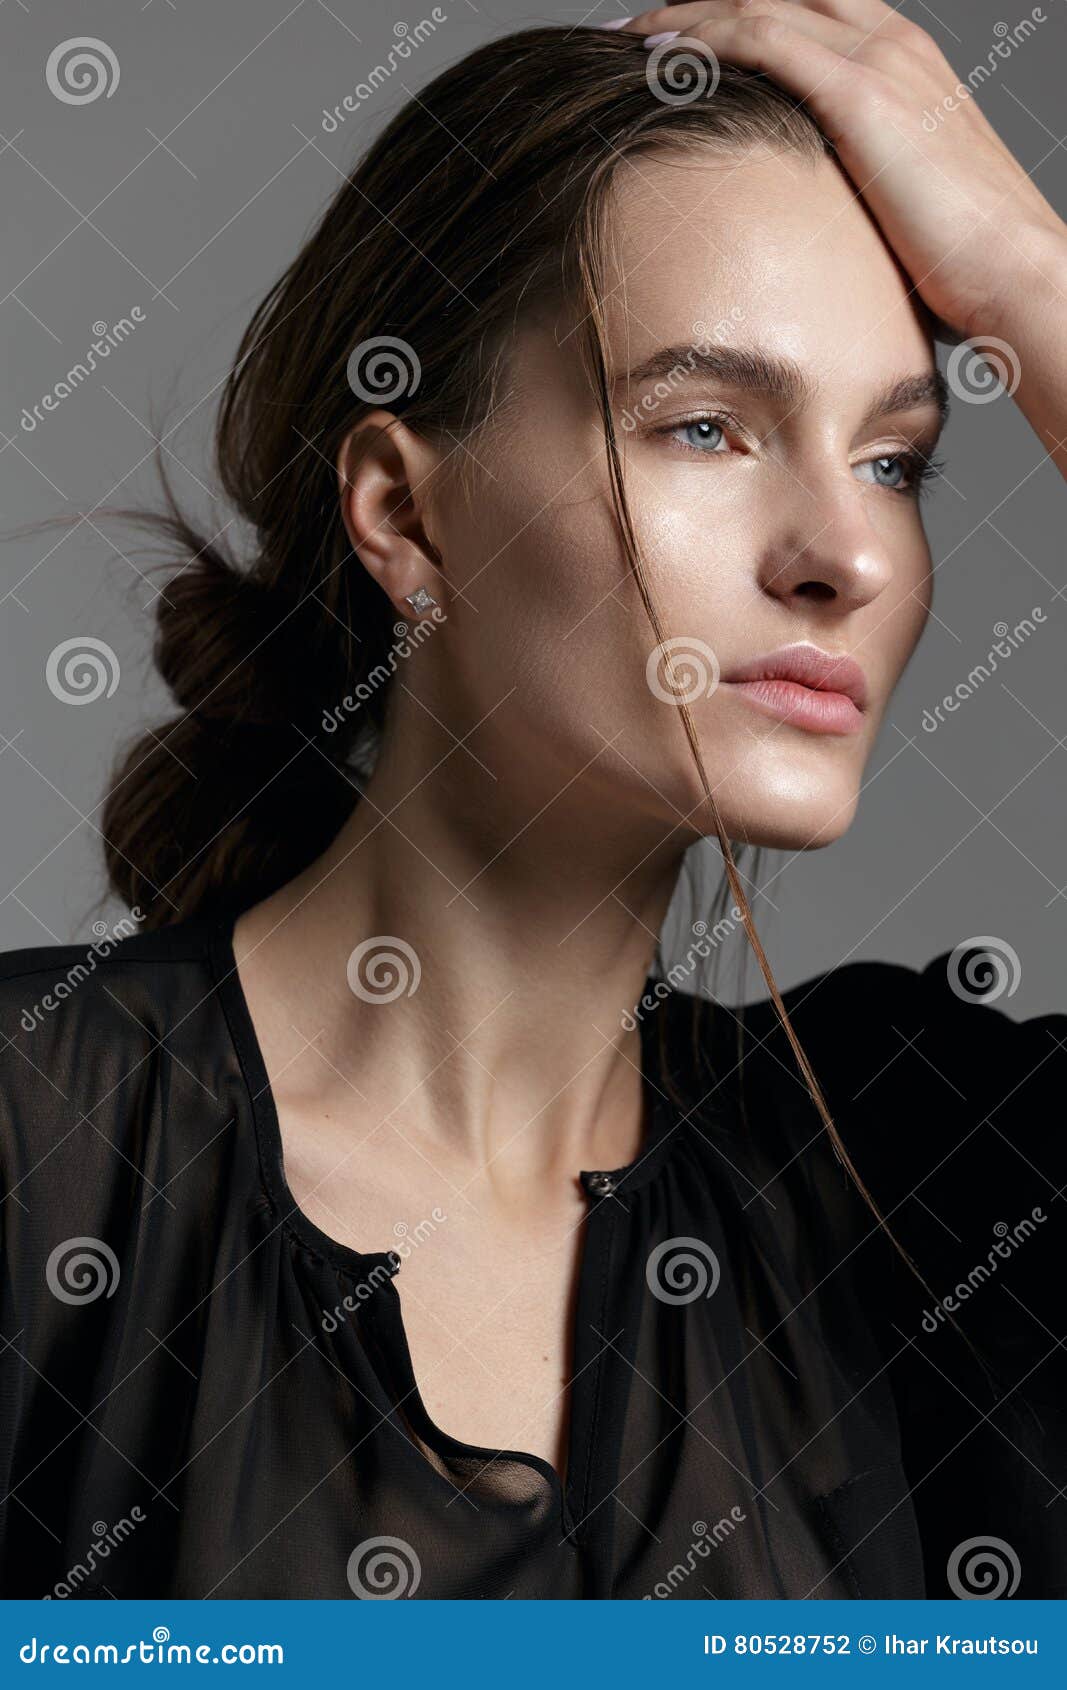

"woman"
[1,4,1066,1599]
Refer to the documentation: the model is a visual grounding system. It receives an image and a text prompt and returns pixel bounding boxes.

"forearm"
[984,223,1067,484]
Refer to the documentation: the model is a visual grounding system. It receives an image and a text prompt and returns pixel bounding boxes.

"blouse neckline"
[206,906,691,1281]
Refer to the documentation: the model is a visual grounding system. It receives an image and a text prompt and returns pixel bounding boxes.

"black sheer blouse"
[0,911,1064,1599]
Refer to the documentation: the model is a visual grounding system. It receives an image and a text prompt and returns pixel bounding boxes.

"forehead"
[600,145,935,388]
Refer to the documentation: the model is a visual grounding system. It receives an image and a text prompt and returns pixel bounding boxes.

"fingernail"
[595,16,632,26]
[643,30,681,47]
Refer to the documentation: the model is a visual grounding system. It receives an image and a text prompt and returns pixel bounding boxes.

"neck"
[232,727,695,1189]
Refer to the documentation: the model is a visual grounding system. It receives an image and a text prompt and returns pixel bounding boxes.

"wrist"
[981,219,1067,346]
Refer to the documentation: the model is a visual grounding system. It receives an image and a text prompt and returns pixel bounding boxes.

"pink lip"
[722,644,868,736]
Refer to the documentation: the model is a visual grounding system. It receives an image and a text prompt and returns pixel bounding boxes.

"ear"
[337,412,448,620]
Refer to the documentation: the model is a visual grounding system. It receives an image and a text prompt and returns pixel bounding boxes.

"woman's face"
[427,145,943,852]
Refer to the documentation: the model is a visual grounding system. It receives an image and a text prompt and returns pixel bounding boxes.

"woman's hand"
[609,0,1067,475]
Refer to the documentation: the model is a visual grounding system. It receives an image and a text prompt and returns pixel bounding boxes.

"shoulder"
[0,912,220,1057]
[772,944,1067,1188]
[0,913,225,1179]
[725,945,1067,1392]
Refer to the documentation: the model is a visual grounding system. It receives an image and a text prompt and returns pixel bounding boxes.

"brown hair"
[100,26,957,1336]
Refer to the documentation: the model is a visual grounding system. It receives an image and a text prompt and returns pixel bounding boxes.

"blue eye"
[860,453,908,489]
[673,417,728,453]
[853,449,944,496]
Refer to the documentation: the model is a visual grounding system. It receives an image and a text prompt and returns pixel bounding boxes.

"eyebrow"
[615,344,950,430]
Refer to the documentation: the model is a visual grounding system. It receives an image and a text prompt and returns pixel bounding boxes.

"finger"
[635,15,866,144]
[630,2,868,58]
[660,0,898,29]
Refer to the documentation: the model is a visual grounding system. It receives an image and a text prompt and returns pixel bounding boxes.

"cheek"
[885,539,934,672]
[445,461,763,775]
[441,474,641,746]
[638,500,754,626]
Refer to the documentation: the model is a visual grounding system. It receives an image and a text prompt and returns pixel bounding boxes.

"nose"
[756,491,895,618]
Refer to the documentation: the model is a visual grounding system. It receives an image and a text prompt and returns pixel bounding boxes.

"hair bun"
[155,550,292,725]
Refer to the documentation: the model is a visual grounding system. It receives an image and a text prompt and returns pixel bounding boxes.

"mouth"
[721,643,868,737]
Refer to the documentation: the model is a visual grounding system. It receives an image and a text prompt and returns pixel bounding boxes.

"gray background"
[1,0,1065,1014]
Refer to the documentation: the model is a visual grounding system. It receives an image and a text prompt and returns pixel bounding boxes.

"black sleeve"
[784,946,1067,1598]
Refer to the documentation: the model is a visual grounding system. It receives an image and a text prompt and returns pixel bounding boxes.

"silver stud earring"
[405,586,438,615]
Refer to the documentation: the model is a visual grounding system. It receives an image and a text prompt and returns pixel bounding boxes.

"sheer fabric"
[0,912,1064,1598]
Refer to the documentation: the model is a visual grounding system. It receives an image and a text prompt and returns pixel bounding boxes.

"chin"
[712,784,861,853]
